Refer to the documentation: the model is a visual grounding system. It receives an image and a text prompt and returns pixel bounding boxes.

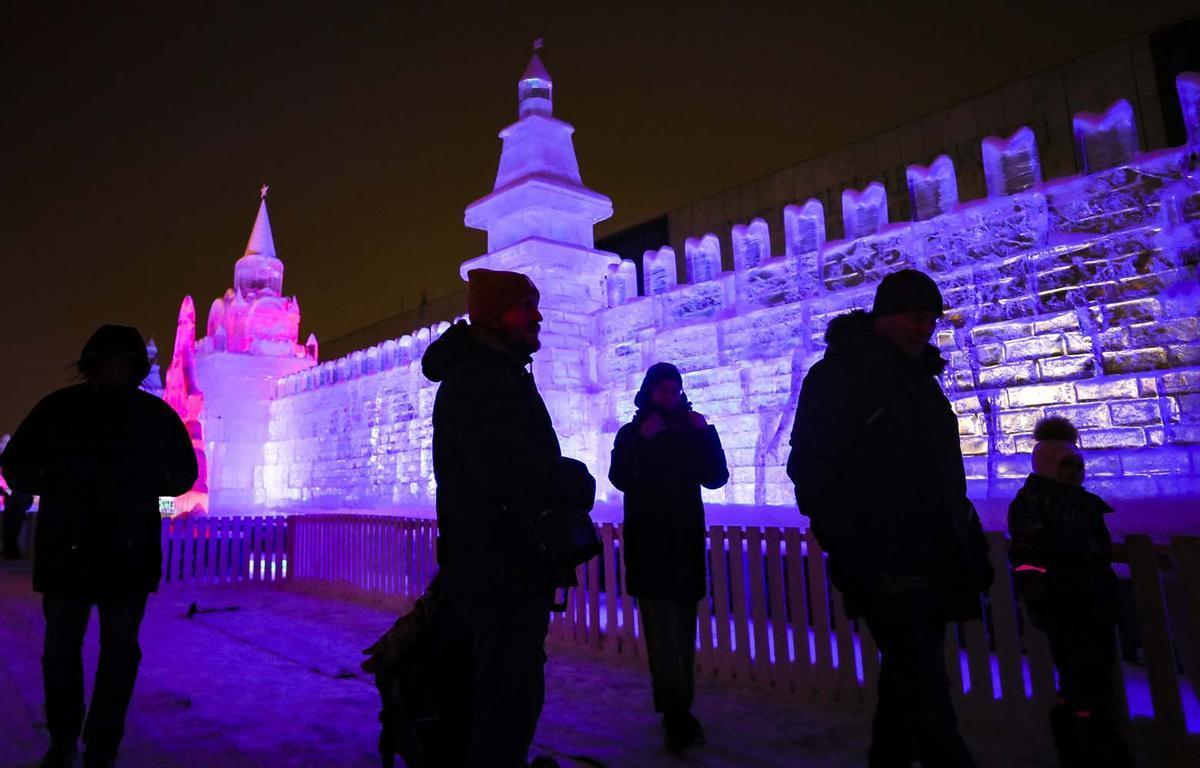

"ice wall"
[262,328,445,507]
[252,74,1200,518]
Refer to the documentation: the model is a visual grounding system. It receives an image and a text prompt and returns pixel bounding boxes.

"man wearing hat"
[787,269,992,767]
[1,325,198,768]
[422,269,594,768]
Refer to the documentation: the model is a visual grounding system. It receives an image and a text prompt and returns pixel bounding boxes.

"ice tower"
[194,189,317,514]
[164,296,208,514]
[462,43,621,465]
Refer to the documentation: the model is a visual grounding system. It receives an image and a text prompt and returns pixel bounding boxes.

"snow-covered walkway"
[0,564,1058,767]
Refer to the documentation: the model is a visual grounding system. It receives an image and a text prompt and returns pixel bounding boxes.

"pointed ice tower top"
[466,42,613,253]
[518,40,553,118]
[234,185,284,300]
[243,185,277,259]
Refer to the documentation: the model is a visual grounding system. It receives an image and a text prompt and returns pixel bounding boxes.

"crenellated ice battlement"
[272,318,462,400]
[590,76,1200,509]
[610,86,1198,306]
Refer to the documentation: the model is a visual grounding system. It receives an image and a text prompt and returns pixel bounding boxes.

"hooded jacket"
[787,310,992,619]
[609,380,728,602]
[0,383,197,594]
[1008,473,1117,625]
[422,321,591,598]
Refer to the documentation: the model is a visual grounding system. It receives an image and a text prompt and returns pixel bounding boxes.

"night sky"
[3,1,1197,433]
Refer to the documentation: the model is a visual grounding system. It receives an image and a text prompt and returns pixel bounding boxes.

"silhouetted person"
[2,485,33,559]
[787,270,993,768]
[1009,417,1133,768]
[609,362,727,752]
[422,269,594,768]
[0,325,198,768]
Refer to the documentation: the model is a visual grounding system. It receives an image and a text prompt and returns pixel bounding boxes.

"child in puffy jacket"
[1008,416,1132,768]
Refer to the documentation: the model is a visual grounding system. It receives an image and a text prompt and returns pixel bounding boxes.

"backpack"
[363,576,474,768]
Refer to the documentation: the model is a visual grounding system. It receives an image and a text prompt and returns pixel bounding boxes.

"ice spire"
[233,185,284,300]
[243,184,277,260]
[518,39,553,118]
[468,41,612,253]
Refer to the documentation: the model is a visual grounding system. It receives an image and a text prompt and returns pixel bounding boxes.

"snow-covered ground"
[0,564,1075,767]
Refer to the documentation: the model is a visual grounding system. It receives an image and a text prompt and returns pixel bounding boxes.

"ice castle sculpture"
[167,189,317,515]
[179,59,1200,531]
[202,188,308,357]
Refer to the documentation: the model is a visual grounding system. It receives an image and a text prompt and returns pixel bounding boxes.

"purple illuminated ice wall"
[179,60,1200,533]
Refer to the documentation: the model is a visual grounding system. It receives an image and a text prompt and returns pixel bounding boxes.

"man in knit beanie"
[869,268,945,357]
[1009,417,1132,767]
[788,268,992,767]
[465,268,542,354]
[421,268,593,768]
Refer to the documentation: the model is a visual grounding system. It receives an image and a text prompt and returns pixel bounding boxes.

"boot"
[40,743,77,768]
[663,710,704,753]
[81,753,116,768]
[1079,714,1134,768]
[1049,705,1086,768]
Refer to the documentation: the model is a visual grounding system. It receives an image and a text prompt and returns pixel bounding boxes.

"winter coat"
[786,310,993,619]
[609,408,729,601]
[422,321,594,598]
[0,384,198,594]
[1008,474,1118,628]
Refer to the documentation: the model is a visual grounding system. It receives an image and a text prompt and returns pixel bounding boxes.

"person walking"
[787,269,993,767]
[0,325,198,768]
[421,268,595,768]
[609,362,728,752]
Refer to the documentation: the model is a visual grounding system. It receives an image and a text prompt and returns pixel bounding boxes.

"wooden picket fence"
[161,514,1199,763]
[159,515,289,585]
[285,513,439,596]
